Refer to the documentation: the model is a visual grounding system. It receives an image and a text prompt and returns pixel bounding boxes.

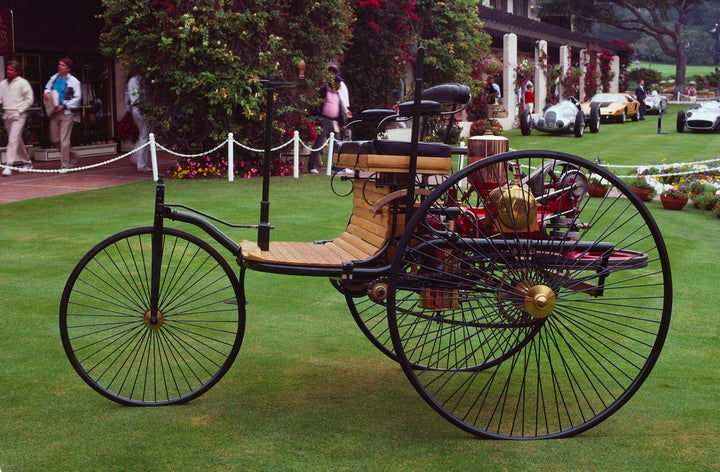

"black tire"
[631,108,639,121]
[573,110,585,137]
[387,150,672,439]
[619,109,627,123]
[60,227,245,406]
[519,109,532,136]
[589,103,601,133]
[676,110,686,133]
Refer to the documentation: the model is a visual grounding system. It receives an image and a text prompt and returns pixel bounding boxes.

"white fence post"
[293,130,300,178]
[149,133,158,181]
[228,132,234,182]
[326,132,335,176]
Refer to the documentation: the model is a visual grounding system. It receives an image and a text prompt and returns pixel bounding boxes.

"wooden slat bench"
[241,180,405,268]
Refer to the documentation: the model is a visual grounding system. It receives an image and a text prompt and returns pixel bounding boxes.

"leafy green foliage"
[100,0,353,152]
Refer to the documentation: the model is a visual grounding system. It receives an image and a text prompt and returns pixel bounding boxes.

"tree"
[341,0,490,116]
[536,0,706,93]
[100,0,354,152]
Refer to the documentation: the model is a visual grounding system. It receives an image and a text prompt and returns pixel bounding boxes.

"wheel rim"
[387,150,672,439]
[60,227,245,406]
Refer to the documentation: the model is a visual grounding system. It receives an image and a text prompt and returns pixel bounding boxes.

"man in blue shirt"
[43,57,82,172]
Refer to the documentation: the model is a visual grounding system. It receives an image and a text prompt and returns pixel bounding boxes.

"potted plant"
[659,183,689,210]
[629,176,656,202]
[587,174,610,197]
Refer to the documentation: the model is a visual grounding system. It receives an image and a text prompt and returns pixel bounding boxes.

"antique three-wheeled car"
[59,49,672,440]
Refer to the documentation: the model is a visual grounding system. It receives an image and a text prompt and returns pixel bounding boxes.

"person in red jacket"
[524,83,535,113]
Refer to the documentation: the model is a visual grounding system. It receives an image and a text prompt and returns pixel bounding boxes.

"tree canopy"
[537,0,707,92]
[100,0,489,153]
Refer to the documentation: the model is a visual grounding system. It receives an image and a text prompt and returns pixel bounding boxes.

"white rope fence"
[0,130,337,181]
[2,132,717,190]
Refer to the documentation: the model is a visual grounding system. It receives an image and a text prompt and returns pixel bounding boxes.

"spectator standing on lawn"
[0,60,34,176]
[635,79,647,120]
[43,57,82,172]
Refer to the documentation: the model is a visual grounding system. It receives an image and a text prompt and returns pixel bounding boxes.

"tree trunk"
[675,45,687,97]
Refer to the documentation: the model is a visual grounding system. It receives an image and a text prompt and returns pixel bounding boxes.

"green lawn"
[0,117,718,470]
[632,62,719,80]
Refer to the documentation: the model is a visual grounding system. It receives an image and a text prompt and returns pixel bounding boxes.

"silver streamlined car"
[676,99,720,132]
[644,91,668,114]
[520,97,600,137]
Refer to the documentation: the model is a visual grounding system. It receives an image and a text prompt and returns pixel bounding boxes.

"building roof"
[478,6,627,55]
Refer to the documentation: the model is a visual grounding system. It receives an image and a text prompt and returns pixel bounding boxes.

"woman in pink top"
[308,76,346,173]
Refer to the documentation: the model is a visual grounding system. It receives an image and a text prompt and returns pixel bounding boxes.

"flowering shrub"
[116,111,139,142]
[661,183,689,199]
[469,119,504,136]
[168,152,299,179]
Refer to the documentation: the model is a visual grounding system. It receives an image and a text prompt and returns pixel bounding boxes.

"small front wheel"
[60,227,245,406]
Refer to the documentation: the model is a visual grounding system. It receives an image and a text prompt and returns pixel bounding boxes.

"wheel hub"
[144,309,164,329]
[523,284,556,319]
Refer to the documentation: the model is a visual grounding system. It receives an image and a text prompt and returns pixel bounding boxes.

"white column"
[610,55,620,92]
[535,40,547,112]
[579,49,589,101]
[503,33,518,125]
[559,45,571,99]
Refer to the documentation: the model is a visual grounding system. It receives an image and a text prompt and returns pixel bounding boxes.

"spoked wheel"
[387,150,672,439]
[331,279,397,362]
[60,227,245,406]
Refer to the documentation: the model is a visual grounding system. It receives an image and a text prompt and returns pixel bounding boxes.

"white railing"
[0,130,337,181]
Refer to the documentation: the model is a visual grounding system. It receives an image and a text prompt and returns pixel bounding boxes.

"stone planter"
[34,142,118,161]
[659,195,688,210]
[1,145,35,164]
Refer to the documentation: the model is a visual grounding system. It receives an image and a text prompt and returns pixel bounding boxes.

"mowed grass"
[0,114,718,471]
[632,62,719,80]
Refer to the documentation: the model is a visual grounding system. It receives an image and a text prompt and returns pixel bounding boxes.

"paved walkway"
[0,152,177,204]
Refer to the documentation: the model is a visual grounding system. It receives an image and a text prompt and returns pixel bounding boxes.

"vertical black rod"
[258,81,274,251]
[405,46,425,218]
[149,177,166,324]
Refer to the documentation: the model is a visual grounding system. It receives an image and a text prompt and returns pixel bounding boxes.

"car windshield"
[591,93,626,102]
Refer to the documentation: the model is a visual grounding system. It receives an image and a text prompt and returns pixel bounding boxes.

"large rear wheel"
[60,227,245,406]
[387,150,672,439]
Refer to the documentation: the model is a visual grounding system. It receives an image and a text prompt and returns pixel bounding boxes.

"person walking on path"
[43,57,82,172]
[635,79,647,120]
[308,75,346,174]
[0,60,34,176]
[126,73,152,172]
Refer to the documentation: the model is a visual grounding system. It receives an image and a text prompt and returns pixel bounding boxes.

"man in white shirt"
[0,60,34,176]
[43,57,82,172]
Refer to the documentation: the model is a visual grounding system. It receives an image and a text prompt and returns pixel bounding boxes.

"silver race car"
[676,99,720,132]
[644,91,668,114]
[520,97,600,137]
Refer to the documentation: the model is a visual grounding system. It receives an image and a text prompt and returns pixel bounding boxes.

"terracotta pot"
[660,195,688,210]
[631,186,654,202]
[588,184,608,198]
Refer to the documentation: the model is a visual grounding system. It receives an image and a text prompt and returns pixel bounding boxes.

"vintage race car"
[676,99,720,132]
[520,97,600,137]
[644,91,668,114]
[581,93,642,123]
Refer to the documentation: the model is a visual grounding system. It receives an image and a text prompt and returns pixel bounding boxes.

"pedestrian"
[308,75,347,174]
[126,72,152,172]
[43,57,82,172]
[485,75,501,105]
[327,63,352,137]
[524,83,535,113]
[0,60,34,176]
[635,79,647,120]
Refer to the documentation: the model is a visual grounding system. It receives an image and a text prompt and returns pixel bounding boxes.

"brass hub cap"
[143,309,164,329]
[523,285,556,319]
